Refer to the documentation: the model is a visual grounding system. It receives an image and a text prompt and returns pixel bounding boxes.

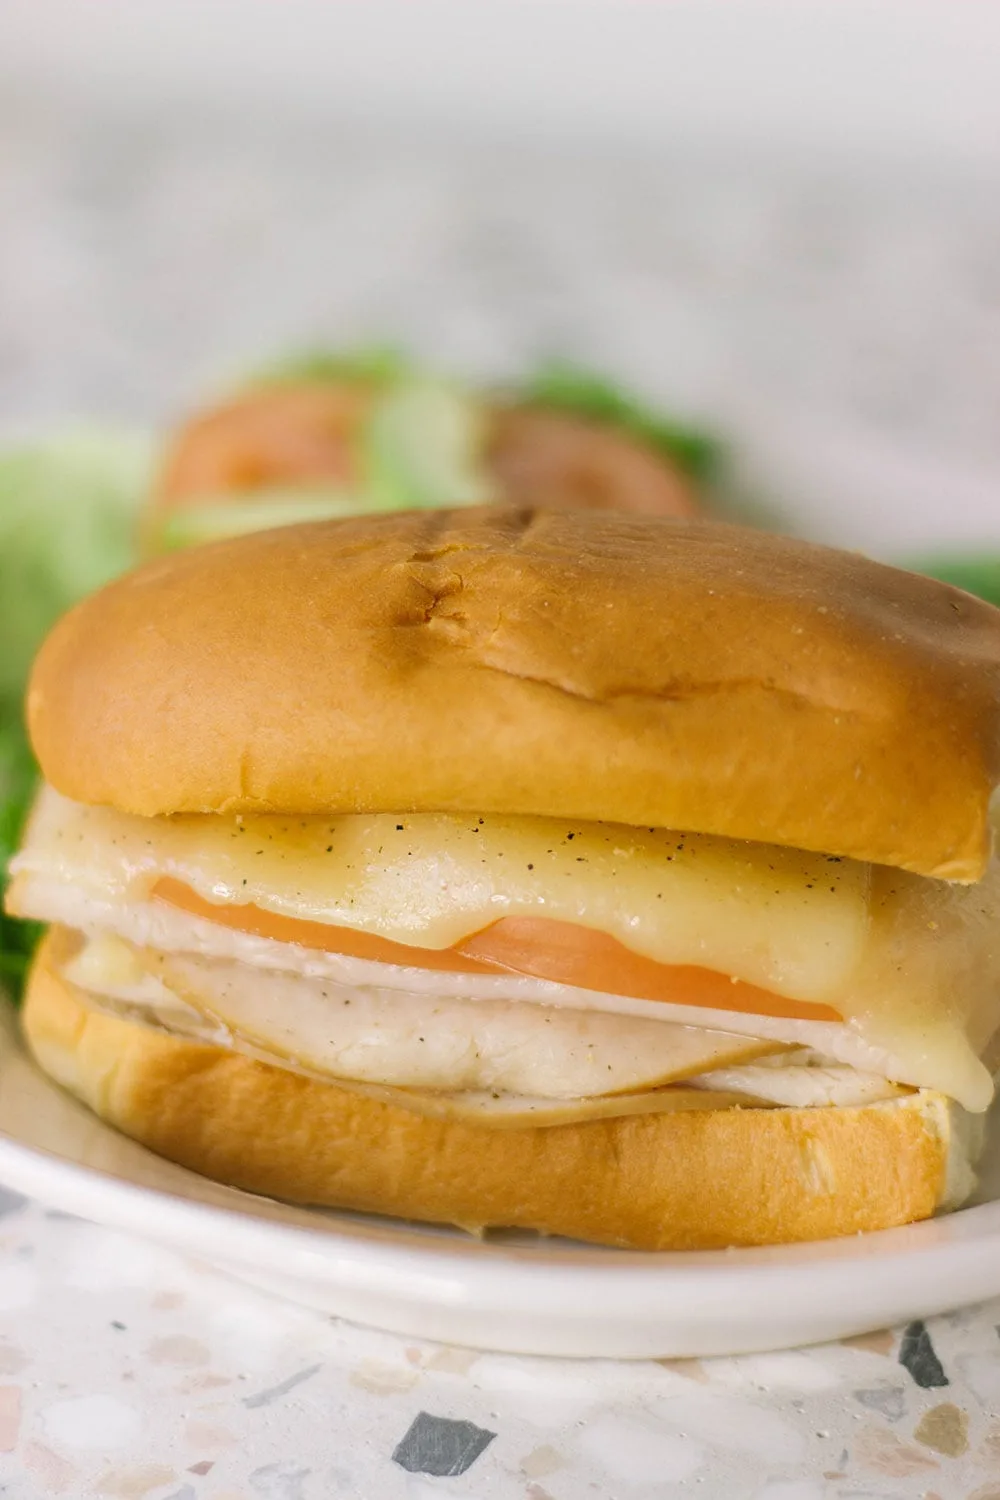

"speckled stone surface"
[2,93,1000,479]
[3,95,1000,1500]
[1,1196,1000,1498]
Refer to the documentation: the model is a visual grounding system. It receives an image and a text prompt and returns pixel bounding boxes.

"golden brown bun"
[29,507,1000,878]
[23,932,957,1250]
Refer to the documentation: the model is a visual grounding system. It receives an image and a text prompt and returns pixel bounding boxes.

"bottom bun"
[22,931,970,1250]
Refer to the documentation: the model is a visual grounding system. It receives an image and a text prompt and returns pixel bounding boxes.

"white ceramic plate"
[2,1001,999,1358]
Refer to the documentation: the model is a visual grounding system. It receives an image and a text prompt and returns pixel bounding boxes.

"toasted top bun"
[27,506,1000,879]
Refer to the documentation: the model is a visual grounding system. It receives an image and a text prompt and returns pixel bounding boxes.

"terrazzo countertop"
[1,1188,999,1499]
[3,97,1000,486]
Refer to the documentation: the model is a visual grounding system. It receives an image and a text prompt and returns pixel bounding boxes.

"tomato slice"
[157,384,372,507]
[153,878,842,1022]
[455,917,841,1021]
[154,877,499,975]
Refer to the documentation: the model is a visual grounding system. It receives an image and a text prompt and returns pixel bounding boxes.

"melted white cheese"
[15,787,867,997]
[11,785,1000,1110]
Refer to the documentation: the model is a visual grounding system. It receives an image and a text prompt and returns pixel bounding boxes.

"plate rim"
[4,1077,1000,1296]
[5,1003,1000,1355]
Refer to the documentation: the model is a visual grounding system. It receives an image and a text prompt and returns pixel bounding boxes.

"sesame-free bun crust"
[23,932,957,1250]
[28,506,1000,878]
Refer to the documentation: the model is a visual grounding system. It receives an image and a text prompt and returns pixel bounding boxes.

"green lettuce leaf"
[0,715,42,999]
[363,380,496,511]
[155,490,371,551]
[521,362,722,482]
[909,555,1000,609]
[0,428,151,700]
[246,345,410,388]
[0,426,149,998]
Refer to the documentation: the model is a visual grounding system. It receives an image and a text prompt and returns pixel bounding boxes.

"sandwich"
[7,506,1000,1251]
[145,362,703,553]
